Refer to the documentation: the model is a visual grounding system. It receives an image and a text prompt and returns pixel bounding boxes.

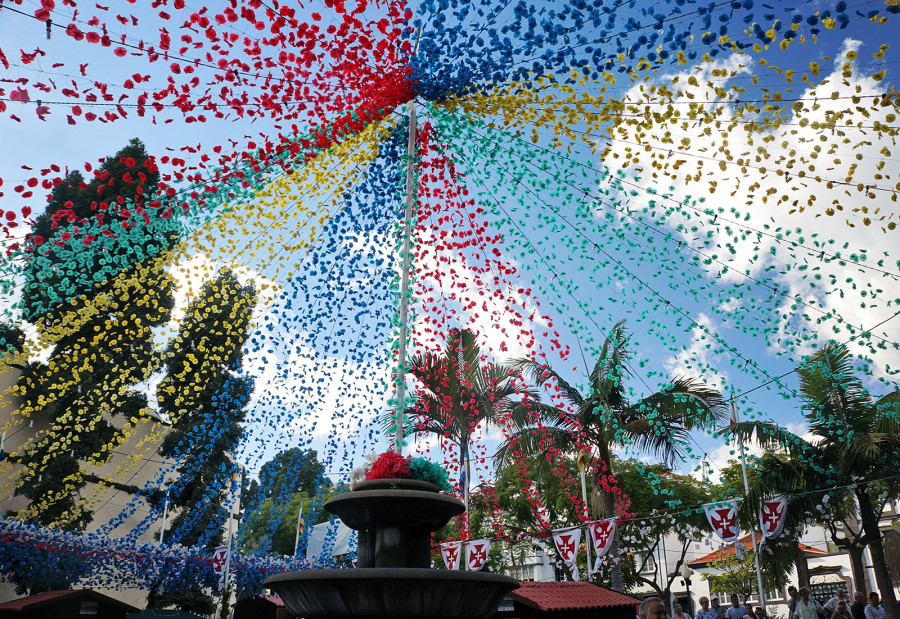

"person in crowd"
[674,603,692,619]
[726,595,747,619]
[825,590,848,614]
[831,601,854,619]
[864,592,885,619]
[851,592,867,619]
[696,597,718,619]
[789,586,800,619]
[712,597,727,619]
[797,587,826,619]
[641,597,669,619]
[754,606,768,619]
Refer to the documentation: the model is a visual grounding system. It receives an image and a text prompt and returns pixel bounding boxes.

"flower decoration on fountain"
[361,451,454,493]
[365,451,412,480]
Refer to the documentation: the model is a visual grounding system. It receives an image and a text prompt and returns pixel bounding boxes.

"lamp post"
[681,564,694,616]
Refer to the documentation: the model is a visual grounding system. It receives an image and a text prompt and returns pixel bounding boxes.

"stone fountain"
[265,478,519,618]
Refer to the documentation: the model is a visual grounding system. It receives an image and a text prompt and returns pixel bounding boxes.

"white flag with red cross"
[440,541,463,571]
[465,539,491,571]
[760,495,788,539]
[211,546,228,575]
[587,518,616,575]
[703,500,740,543]
[552,526,582,581]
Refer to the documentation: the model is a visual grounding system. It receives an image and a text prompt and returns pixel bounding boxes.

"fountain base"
[266,567,518,619]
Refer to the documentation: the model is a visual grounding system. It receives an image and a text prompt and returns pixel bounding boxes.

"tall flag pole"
[293,504,305,557]
[220,467,242,616]
[578,450,592,576]
[158,489,169,546]
[392,28,422,456]
[733,401,767,611]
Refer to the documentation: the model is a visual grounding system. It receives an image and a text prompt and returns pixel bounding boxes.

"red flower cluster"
[365,451,410,481]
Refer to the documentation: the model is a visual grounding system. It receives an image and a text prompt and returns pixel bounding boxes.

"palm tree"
[724,341,900,619]
[496,320,727,591]
[399,328,532,495]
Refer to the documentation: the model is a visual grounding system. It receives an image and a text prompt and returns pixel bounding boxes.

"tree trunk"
[793,542,811,590]
[847,544,867,596]
[600,487,624,592]
[856,489,898,619]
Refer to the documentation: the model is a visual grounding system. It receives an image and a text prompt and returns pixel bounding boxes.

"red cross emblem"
[469,543,487,569]
[557,534,576,560]
[593,521,612,547]
[762,501,785,534]
[711,508,737,538]
[211,547,228,575]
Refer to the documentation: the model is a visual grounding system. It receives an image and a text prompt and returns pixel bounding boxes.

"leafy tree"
[401,328,532,493]
[702,544,788,604]
[9,139,175,533]
[0,322,25,354]
[239,487,340,557]
[23,138,169,319]
[147,269,256,613]
[497,320,727,591]
[724,342,900,619]
[614,457,713,598]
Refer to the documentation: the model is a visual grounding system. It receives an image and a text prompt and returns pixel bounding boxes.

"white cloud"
[664,313,729,391]
[599,39,900,385]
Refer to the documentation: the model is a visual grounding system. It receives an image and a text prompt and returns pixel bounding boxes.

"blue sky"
[0,0,898,510]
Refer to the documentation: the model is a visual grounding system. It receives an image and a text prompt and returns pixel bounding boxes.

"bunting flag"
[703,500,740,543]
[440,541,462,571]
[587,518,617,575]
[465,539,491,571]
[552,526,582,581]
[760,495,789,539]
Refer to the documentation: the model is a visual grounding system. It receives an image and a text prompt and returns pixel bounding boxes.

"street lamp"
[681,564,694,616]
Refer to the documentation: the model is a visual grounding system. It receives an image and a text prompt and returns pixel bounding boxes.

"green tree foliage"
[401,328,532,487]
[10,139,175,533]
[238,448,333,557]
[148,269,256,613]
[613,457,712,597]
[23,138,170,319]
[702,545,788,604]
[497,320,727,591]
[723,342,900,619]
[0,321,25,355]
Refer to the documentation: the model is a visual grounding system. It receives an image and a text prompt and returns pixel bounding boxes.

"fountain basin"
[266,568,519,619]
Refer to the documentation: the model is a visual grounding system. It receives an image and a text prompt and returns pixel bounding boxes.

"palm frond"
[510,358,585,407]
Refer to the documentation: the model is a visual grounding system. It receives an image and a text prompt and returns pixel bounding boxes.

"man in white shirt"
[825,590,848,614]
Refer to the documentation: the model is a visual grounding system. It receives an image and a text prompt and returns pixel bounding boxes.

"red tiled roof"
[689,534,828,567]
[0,589,139,613]
[510,581,641,612]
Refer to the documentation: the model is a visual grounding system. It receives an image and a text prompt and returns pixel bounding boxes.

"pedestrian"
[831,601,854,619]
[851,592,867,619]
[864,592,885,619]
[712,597,727,619]
[725,595,747,619]
[789,586,801,619]
[641,597,669,619]
[674,603,692,619]
[696,597,718,619]
[796,587,826,619]
[825,590,848,614]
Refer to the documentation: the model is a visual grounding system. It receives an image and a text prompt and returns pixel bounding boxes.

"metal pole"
[734,402,767,611]
[221,469,242,617]
[293,504,304,557]
[393,97,417,456]
[159,490,169,546]
[580,468,592,579]
[392,28,421,456]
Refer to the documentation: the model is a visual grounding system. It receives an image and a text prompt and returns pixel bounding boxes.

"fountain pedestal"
[265,478,519,619]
